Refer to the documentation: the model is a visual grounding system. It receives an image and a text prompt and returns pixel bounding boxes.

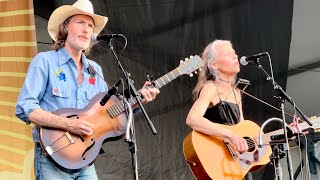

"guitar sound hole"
[244,137,256,152]
[82,140,96,159]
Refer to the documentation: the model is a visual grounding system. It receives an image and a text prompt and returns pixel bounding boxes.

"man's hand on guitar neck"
[129,81,159,110]
[139,81,160,104]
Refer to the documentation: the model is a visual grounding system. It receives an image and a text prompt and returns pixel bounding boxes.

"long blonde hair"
[192,40,234,100]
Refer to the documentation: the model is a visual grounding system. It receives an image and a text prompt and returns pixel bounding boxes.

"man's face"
[65,14,94,51]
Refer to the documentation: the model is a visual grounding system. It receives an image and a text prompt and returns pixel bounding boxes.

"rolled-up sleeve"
[16,53,48,124]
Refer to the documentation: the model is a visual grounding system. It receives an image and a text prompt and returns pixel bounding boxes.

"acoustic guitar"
[40,55,204,171]
[183,118,320,180]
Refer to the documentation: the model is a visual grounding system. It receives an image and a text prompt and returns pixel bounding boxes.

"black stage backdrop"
[41,0,293,179]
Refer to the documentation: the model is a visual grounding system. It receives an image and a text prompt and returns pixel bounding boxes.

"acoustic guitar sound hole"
[244,137,255,152]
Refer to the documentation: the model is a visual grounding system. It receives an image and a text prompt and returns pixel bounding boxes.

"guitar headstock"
[177,55,204,77]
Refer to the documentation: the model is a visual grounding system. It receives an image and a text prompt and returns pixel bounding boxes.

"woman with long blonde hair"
[186,40,248,152]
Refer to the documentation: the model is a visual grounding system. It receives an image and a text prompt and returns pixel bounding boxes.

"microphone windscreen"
[91,34,98,42]
[240,56,248,66]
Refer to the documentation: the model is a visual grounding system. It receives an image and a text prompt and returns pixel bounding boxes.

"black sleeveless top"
[202,84,241,125]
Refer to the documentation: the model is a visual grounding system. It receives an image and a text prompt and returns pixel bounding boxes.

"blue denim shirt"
[16,48,108,142]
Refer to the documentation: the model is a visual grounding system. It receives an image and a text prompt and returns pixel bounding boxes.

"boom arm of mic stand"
[128,80,157,134]
[107,39,157,134]
[275,85,313,126]
[254,62,312,126]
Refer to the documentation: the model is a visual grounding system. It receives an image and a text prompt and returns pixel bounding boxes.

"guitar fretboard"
[153,69,180,89]
[107,69,181,118]
[256,121,311,145]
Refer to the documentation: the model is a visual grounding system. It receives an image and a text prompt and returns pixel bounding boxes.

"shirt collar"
[57,47,90,70]
[81,53,90,70]
[57,47,71,65]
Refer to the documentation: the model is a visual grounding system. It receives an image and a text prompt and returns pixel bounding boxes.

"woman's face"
[211,43,240,75]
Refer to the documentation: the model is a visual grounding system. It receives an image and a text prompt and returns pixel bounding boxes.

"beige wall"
[0,0,37,179]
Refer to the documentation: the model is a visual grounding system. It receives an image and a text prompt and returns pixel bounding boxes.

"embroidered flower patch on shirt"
[55,68,66,81]
[88,75,96,85]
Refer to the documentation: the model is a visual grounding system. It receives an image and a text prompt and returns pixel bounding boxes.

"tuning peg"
[185,57,189,61]
[194,71,197,74]
[189,73,193,77]
[190,55,194,59]
[180,60,184,64]
[199,68,202,71]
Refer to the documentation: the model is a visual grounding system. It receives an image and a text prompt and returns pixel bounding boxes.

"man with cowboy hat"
[16,0,160,179]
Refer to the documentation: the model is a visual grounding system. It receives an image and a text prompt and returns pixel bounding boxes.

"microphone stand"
[253,59,311,180]
[123,98,138,180]
[106,38,157,180]
[253,60,312,126]
[106,38,157,134]
[259,117,288,180]
[270,143,286,180]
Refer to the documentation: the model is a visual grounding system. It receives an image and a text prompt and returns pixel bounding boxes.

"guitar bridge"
[43,131,75,155]
[223,139,237,161]
[65,132,75,144]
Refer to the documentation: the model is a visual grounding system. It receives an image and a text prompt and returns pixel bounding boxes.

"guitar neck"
[106,54,204,118]
[153,68,180,89]
[106,68,181,118]
[259,121,310,144]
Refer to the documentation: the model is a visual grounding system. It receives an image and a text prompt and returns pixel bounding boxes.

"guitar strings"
[246,141,256,149]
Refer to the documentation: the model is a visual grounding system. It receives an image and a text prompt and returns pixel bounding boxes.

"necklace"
[218,78,231,83]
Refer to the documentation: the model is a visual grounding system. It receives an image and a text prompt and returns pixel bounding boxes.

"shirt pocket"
[85,90,98,101]
[51,86,70,98]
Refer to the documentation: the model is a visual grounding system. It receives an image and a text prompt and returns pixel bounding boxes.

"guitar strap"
[87,62,111,89]
[238,89,294,119]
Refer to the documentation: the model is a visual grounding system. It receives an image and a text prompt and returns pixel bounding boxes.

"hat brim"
[48,5,108,41]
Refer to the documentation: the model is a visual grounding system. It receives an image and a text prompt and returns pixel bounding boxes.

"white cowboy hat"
[48,0,108,41]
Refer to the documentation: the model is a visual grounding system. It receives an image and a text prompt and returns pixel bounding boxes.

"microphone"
[100,79,122,106]
[240,52,268,66]
[92,34,123,42]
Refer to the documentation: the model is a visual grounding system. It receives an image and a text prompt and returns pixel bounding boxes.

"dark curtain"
[49,0,293,179]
